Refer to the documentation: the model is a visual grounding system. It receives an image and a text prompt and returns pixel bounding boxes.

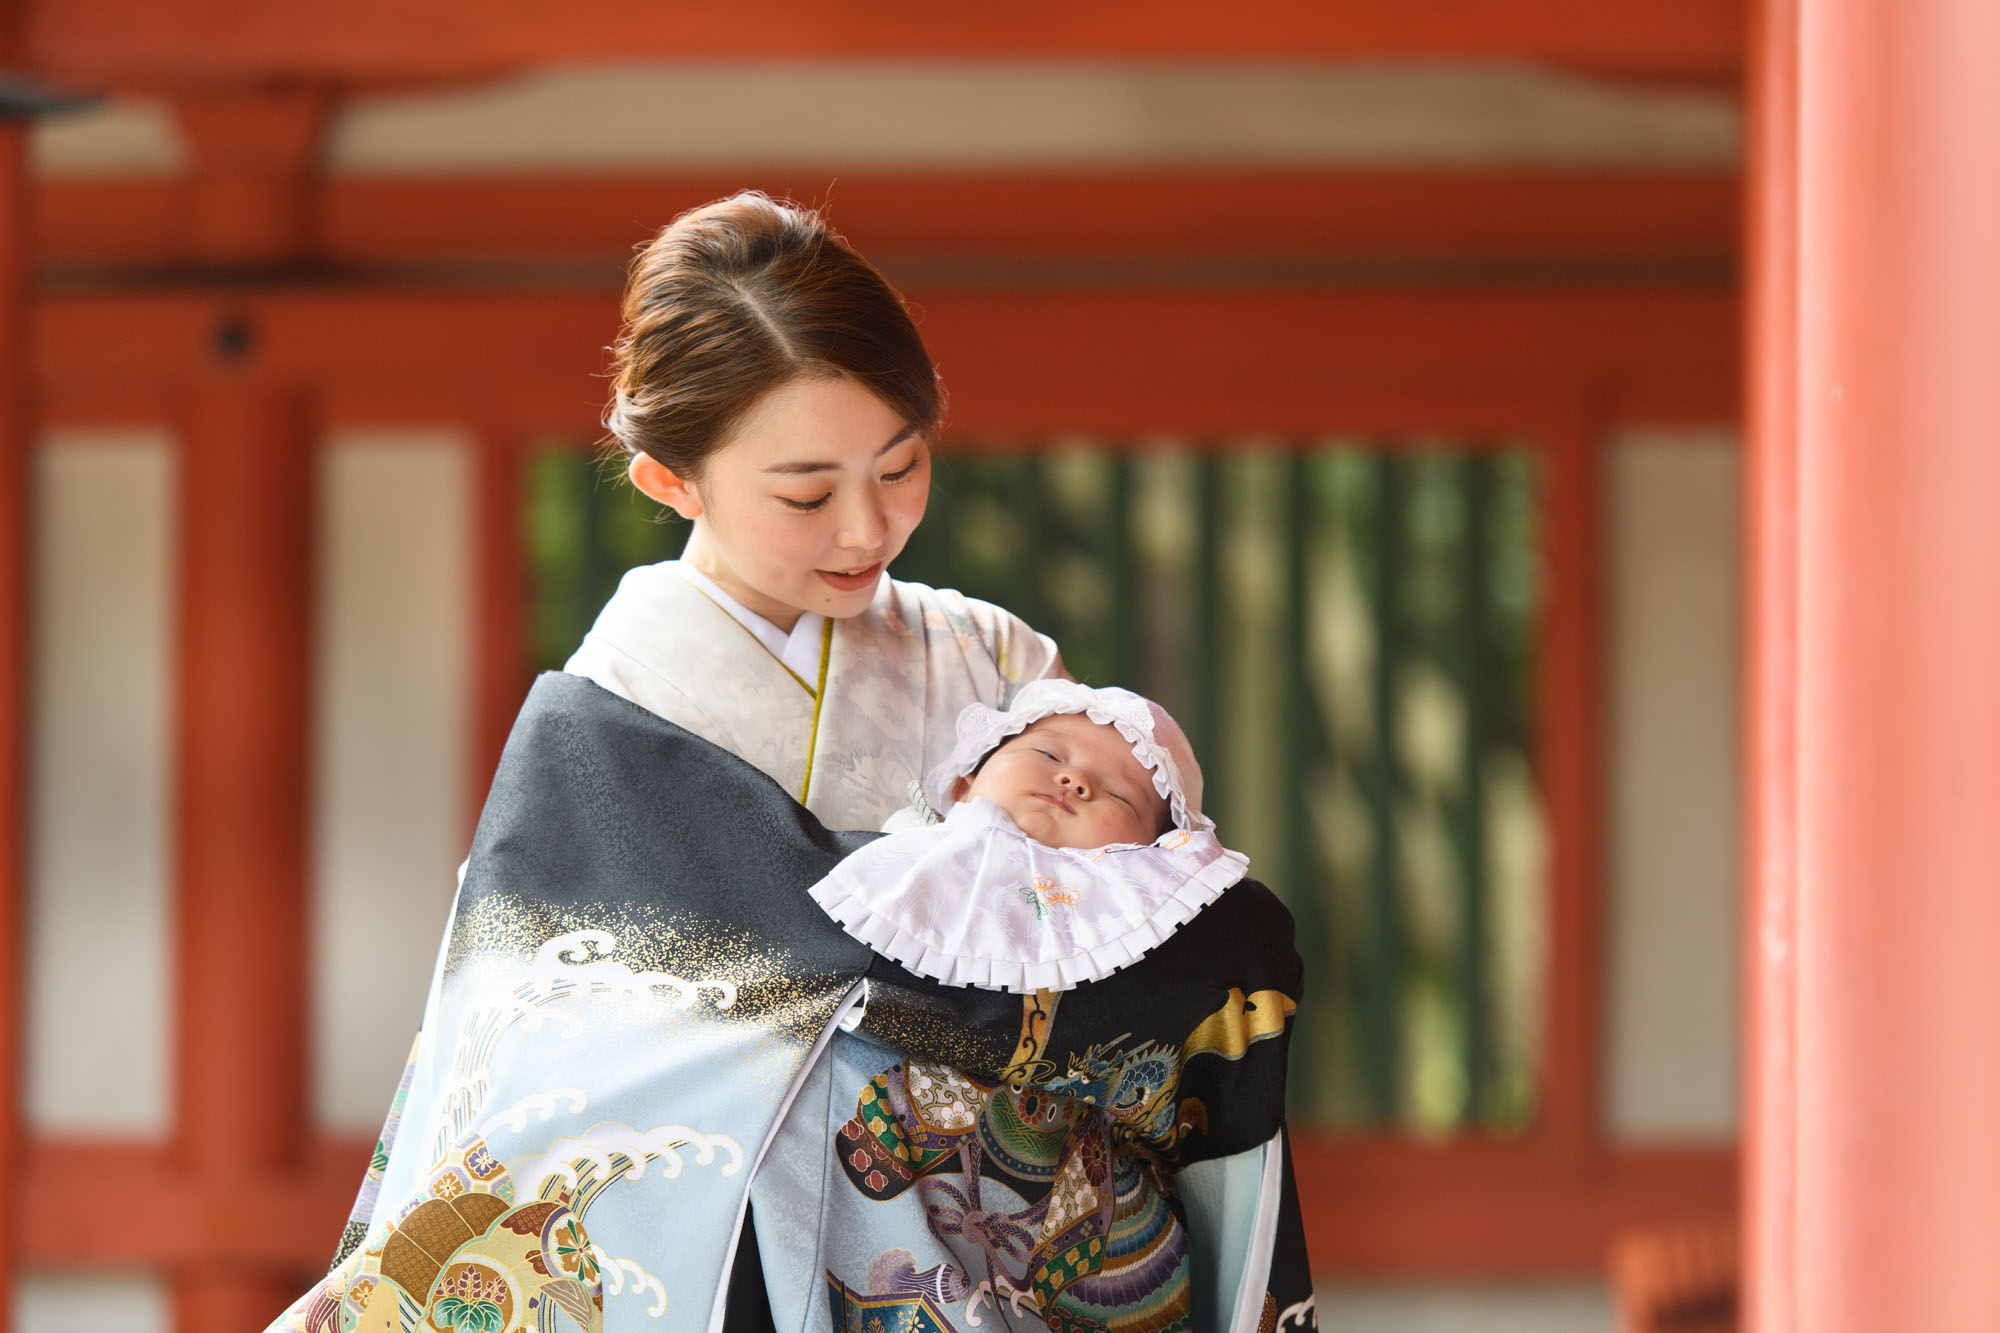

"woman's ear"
[627,452,704,520]
[949,776,971,804]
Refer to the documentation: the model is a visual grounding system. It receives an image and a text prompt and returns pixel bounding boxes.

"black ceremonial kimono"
[272,675,1315,1333]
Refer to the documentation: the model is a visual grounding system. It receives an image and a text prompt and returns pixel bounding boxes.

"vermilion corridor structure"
[0,2,1994,1331]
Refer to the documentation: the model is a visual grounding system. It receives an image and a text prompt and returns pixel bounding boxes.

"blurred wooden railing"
[1610,1216,1738,1333]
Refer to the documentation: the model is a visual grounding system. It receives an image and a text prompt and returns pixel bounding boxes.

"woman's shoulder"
[565,561,711,671]
[869,576,1065,687]
[579,559,703,634]
[875,574,997,620]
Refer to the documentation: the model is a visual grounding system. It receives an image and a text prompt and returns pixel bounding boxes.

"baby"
[813,677,1248,994]
[950,706,1173,850]
[808,679,1250,1329]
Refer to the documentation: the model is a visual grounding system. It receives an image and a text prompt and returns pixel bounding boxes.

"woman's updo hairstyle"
[604,192,942,480]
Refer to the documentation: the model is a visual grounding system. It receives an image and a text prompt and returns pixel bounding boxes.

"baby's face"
[954,713,1171,850]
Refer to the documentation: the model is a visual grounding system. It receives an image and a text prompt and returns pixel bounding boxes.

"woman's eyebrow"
[761,427,916,476]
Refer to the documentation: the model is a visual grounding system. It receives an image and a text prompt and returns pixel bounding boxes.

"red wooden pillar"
[1743,1,1799,1329]
[0,82,32,1333]
[471,424,529,814]
[171,374,316,1329]
[1747,1,2000,1329]
[169,85,329,1331]
[1535,412,1606,1166]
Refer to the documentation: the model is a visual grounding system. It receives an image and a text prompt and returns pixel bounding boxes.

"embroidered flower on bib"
[1021,875,1079,921]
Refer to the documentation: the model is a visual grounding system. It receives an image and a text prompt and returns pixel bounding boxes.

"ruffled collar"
[808,798,1249,993]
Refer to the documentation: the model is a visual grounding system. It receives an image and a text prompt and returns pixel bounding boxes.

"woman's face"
[641,374,931,629]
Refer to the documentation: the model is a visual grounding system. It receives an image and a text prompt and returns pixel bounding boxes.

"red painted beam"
[30,287,1739,436]
[23,1138,369,1270]
[24,0,1745,83]
[20,1134,1729,1277]
[1294,1138,1737,1275]
[36,170,1743,268]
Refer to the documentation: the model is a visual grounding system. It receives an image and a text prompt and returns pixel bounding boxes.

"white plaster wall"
[330,64,1737,171]
[31,101,184,177]
[1315,1280,1612,1332]
[312,433,473,1132]
[36,64,1736,178]
[1604,431,1742,1139]
[27,434,175,1135]
[16,1273,168,1333]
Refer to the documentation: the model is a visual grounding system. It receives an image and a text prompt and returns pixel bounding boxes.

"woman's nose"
[837,494,888,550]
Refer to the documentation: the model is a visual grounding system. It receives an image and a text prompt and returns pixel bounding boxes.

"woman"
[272,195,1311,1333]
[568,193,1061,832]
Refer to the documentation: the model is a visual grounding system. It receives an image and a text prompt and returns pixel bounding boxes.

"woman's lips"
[815,562,883,592]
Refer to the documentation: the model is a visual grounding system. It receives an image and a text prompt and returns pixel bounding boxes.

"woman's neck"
[680,526,803,633]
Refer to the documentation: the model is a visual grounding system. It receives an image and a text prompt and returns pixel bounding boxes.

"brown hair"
[604,192,942,479]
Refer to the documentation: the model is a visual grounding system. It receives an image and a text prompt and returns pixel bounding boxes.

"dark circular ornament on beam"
[213,312,257,364]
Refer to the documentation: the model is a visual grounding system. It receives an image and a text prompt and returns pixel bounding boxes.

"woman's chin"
[812,570,887,615]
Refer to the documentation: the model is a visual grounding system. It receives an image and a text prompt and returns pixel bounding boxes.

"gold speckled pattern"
[853,982,1019,1077]
[445,891,855,1046]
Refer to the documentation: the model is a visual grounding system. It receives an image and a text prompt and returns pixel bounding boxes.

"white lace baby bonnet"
[808,679,1251,993]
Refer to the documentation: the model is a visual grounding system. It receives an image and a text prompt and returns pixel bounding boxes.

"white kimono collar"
[671,560,827,686]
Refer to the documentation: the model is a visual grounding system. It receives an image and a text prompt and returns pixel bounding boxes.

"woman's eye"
[778,493,831,512]
[882,459,921,483]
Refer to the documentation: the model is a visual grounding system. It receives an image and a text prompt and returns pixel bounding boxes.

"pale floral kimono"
[565,560,1060,830]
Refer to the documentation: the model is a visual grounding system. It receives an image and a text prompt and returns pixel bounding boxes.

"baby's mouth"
[1036,792,1075,814]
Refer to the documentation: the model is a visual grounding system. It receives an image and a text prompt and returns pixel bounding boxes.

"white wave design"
[421,932,734,1164]
[479,1088,588,1137]
[589,1245,669,1319]
[503,931,737,1036]
[511,1120,745,1195]
[1280,1296,1317,1329]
